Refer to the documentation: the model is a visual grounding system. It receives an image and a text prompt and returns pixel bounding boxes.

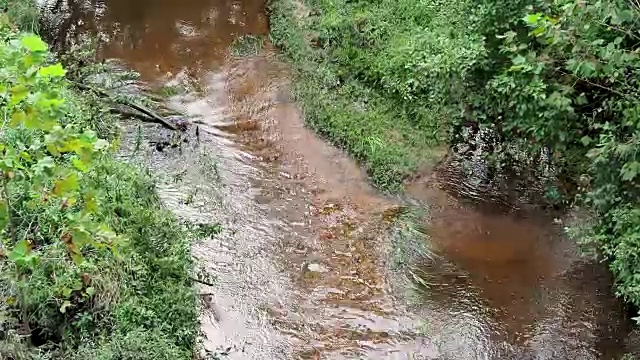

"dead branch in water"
[190,276,215,287]
[72,82,178,131]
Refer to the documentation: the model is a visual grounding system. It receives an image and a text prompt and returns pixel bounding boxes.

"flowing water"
[44,0,639,358]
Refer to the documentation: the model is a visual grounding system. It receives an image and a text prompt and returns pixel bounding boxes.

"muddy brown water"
[45,0,638,358]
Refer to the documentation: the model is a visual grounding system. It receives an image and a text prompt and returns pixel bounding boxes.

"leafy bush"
[0,15,197,358]
[465,0,640,313]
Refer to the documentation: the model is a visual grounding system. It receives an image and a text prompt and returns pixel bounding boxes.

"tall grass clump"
[0,0,38,32]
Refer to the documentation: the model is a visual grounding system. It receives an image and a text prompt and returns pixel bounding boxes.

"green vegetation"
[0,10,198,360]
[269,0,447,191]
[230,35,266,57]
[269,0,640,318]
[0,0,38,32]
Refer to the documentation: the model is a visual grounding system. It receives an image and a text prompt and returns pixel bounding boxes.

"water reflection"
[40,0,268,78]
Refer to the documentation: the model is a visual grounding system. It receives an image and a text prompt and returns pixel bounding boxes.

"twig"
[190,276,215,287]
[72,82,178,131]
[108,107,171,125]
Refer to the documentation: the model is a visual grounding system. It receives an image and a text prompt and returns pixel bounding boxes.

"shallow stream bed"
[45,0,638,358]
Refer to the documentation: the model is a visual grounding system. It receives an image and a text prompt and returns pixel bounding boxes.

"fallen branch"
[73,82,178,131]
[189,276,215,287]
[108,106,157,123]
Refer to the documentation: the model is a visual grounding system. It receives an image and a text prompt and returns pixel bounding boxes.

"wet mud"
[44,0,639,358]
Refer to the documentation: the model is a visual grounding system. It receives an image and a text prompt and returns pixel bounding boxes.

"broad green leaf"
[577,61,597,77]
[71,227,91,248]
[580,135,592,146]
[7,239,30,263]
[10,85,28,105]
[83,191,99,213]
[20,151,32,162]
[53,173,79,196]
[621,161,640,181]
[72,157,89,172]
[524,13,542,25]
[20,34,47,52]
[38,63,66,78]
[10,111,27,126]
[70,251,84,265]
[620,10,634,22]
[85,287,96,297]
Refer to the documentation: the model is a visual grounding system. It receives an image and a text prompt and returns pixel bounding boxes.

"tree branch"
[72,82,178,131]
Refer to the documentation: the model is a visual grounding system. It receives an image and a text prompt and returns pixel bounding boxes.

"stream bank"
[0,6,199,359]
[39,0,640,358]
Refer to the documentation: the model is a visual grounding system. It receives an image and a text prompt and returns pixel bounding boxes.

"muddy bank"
[43,0,639,358]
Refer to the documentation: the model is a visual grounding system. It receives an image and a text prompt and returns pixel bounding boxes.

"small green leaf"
[38,63,66,78]
[72,280,83,291]
[59,301,72,314]
[20,34,47,53]
[72,157,89,172]
[512,54,526,65]
[7,240,30,263]
[85,287,96,297]
[32,156,55,176]
[580,135,592,146]
[20,152,32,162]
[524,13,542,25]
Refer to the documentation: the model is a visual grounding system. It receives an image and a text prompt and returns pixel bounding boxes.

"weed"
[198,151,221,182]
[0,0,38,32]
[230,35,265,57]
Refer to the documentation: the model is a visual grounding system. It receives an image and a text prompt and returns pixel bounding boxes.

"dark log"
[73,82,178,130]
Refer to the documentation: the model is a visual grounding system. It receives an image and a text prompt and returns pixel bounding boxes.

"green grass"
[0,7,199,360]
[230,35,266,57]
[268,0,448,191]
[0,0,38,32]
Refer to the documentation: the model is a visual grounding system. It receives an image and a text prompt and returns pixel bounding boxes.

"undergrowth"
[0,10,198,360]
[0,0,38,32]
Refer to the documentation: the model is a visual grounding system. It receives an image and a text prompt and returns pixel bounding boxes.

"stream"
[43,0,638,358]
